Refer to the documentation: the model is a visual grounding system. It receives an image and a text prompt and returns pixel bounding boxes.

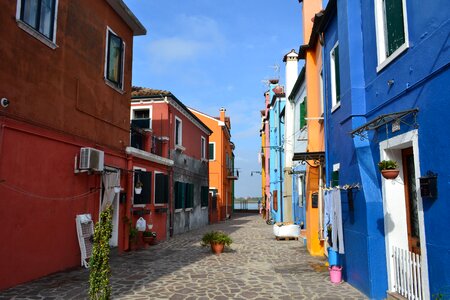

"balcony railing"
[227,169,239,180]
[130,120,164,157]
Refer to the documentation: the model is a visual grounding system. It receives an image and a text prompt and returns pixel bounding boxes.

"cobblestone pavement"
[0,213,367,299]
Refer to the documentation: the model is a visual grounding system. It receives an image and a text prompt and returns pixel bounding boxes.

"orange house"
[189,108,238,223]
[298,0,325,256]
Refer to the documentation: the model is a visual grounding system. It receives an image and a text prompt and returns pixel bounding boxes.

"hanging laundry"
[323,189,334,242]
[332,189,345,254]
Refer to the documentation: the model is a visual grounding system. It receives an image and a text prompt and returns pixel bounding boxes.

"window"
[185,183,194,209]
[201,186,209,207]
[175,116,182,146]
[201,137,206,160]
[332,163,340,187]
[209,142,215,160]
[154,173,168,204]
[174,181,185,209]
[374,0,409,71]
[18,0,57,41]
[131,107,152,129]
[133,170,151,205]
[330,42,341,111]
[300,97,307,128]
[105,29,125,89]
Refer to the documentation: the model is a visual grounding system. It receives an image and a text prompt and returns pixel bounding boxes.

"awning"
[350,108,419,139]
[292,151,325,166]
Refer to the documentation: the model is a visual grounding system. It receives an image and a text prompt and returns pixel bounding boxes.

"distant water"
[234,202,259,210]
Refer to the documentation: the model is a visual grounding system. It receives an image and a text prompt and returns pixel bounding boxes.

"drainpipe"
[125,154,133,251]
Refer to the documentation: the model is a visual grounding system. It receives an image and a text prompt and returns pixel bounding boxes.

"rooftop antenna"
[270,64,280,79]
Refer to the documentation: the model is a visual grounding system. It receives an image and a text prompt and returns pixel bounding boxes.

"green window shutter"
[201,186,209,207]
[300,98,307,128]
[384,0,405,56]
[332,171,339,187]
[155,173,169,204]
[175,181,185,209]
[134,172,151,205]
[209,143,214,160]
[333,45,341,103]
[185,183,194,208]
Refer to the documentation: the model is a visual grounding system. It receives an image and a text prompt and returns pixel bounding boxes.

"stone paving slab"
[0,213,367,299]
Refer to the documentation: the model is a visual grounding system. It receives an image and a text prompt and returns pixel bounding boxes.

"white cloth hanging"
[332,189,345,254]
[101,171,119,212]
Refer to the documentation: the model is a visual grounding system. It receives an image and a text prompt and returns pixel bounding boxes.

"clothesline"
[322,183,361,191]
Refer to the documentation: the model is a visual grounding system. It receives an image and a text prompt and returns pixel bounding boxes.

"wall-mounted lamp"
[387,79,395,87]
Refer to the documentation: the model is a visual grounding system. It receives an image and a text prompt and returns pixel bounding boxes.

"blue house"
[320,0,450,298]
[289,67,308,228]
[268,80,286,223]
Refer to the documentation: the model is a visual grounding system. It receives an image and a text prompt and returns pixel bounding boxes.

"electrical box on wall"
[311,192,318,208]
[419,172,437,199]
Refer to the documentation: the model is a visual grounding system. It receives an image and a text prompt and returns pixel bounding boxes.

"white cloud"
[147,14,226,64]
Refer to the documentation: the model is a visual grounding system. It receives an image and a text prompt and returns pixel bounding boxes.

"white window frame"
[330,41,341,112]
[374,0,409,72]
[104,27,125,92]
[209,142,216,161]
[174,116,183,147]
[201,136,206,160]
[130,105,152,129]
[16,0,59,49]
[133,166,146,208]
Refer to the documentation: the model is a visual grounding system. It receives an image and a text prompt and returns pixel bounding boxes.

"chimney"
[219,107,226,121]
[283,49,299,98]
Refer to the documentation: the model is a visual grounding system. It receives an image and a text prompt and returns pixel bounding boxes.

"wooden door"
[402,147,421,255]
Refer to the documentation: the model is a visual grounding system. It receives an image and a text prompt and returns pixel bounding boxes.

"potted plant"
[129,226,139,250]
[134,181,143,195]
[143,231,157,245]
[378,159,399,179]
[201,231,233,255]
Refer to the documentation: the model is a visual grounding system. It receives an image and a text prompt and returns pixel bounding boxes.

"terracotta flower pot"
[210,242,225,255]
[381,169,400,180]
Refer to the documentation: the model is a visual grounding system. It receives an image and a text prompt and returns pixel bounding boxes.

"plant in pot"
[142,231,157,245]
[378,160,399,179]
[134,181,143,195]
[201,231,233,255]
[129,226,139,251]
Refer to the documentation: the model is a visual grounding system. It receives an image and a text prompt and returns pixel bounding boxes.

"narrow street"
[0,213,366,299]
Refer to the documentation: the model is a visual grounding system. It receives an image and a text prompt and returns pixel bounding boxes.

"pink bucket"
[329,266,342,284]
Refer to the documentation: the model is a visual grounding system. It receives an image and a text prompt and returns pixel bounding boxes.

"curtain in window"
[107,33,123,85]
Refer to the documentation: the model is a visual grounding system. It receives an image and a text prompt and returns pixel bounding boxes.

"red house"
[0,0,145,290]
[131,88,212,236]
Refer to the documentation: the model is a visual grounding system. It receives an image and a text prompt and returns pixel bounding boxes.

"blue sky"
[124,0,304,197]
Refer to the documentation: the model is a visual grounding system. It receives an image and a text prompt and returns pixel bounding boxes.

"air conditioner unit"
[79,147,104,171]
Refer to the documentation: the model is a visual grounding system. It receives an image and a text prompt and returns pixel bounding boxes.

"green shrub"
[89,205,113,300]
[378,160,398,171]
[201,231,233,247]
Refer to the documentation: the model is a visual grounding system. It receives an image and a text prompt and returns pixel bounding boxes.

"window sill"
[175,145,186,152]
[104,79,125,94]
[174,209,183,213]
[185,208,193,212]
[17,20,57,50]
[331,102,341,113]
[201,158,208,163]
[376,43,409,73]
[133,204,147,208]
[201,206,208,210]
